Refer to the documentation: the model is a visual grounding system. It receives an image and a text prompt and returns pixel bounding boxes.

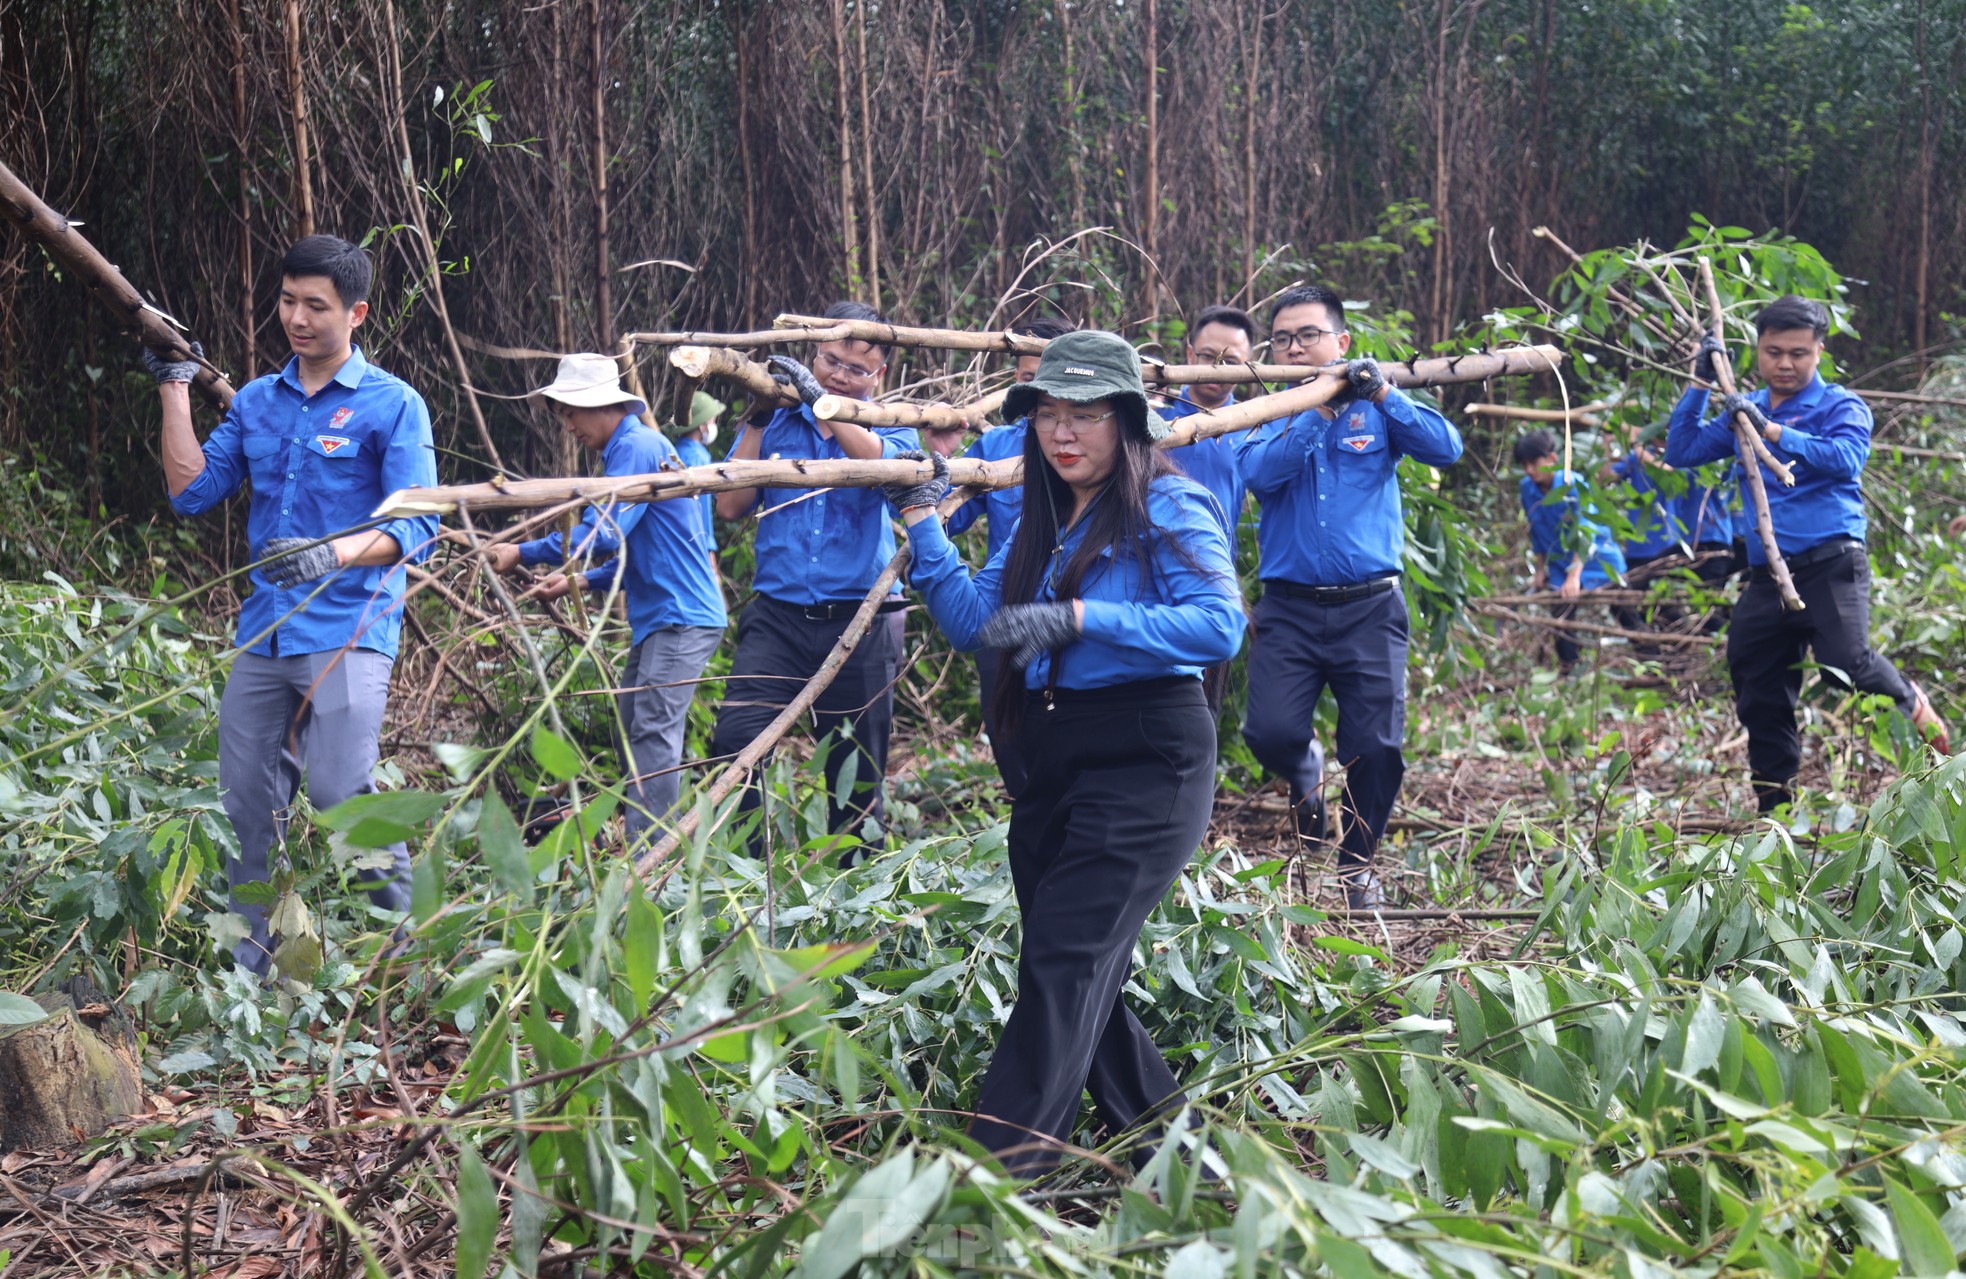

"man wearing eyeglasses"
[712,300,920,855]
[1235,285,1464,910]
[1158,304,1257,717]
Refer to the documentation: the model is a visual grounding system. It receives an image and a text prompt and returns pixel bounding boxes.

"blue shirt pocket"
[305,432,365,488]
[1332,412,1389,486]
[242,433,285,489]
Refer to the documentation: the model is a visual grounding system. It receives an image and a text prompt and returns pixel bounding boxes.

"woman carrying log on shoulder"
[880,330,1245,1178]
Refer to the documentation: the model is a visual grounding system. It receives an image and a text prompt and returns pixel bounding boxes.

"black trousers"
[1242,586,1407,870]
[969,678,1216,1178]
[1727,541,1914,810]
[975,647,1031,799]
[710,594,901,848]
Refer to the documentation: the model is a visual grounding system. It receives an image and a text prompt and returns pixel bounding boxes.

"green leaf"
[156,1048,216,1073]
[410,846,445,922]
[0,993,47,1025]
[321,789,447,847]
[477,797,532,898]
[454,1141,497,1279]
[529,727,582,781]
[1886,1176,1957,1278]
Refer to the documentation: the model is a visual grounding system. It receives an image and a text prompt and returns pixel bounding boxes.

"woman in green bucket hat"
[882,328,1245,1178]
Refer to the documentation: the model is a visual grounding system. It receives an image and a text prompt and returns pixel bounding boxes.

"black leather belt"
[764,594,908,622]
[1264,576,1399,605]
[1750,537,1860,579]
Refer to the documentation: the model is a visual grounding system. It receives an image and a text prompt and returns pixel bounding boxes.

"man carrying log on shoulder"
[1665,295,1949,814]
[1235,285,1464,910]
[142,234,439,976]
[487,355,727,849]
[711,300,920,855]
[943,316,1074,796]
[1158,304,1257,718]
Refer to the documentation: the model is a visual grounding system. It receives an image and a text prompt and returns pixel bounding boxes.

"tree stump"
[0,978,142,1152]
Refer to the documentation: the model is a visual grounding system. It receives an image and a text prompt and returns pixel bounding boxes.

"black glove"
[142,340,202,385]
[766,355,826,406]
[1345,356,1387,402]
[977,601,1080,670]
[883,448,949,513]
[1723,392,1771,435]
[1692,333,1725,383]
[261,537,340,588]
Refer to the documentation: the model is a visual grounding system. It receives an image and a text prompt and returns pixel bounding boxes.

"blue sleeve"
[1522,484,1561,555]
[1078,487,1245,665]
[873,425,923,458]
[720,422,764,518]
[944,437,987,536]
[1381,390,1463,467]
[904,514,1002,650]
[583,556,618,593]
[1772,392,1870,480]
[168,397,250,516]
[1663,386,1734,469]
[374,387,440,564]
[1234,410,1317,498]
[521,433,665,566]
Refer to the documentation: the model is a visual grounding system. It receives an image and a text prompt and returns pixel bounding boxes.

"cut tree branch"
[1465,401,1608,423]
[1697,257,1803,612]
[0,159,236,411]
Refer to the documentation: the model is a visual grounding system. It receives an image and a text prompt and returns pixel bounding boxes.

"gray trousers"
[618,625,724,848]
[218,649,410,972]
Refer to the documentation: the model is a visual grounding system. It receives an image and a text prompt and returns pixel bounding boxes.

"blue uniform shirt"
[170,347,438,659]
[1664,375,1868,563]
[1609,452,1686,560]
[1678,464,1738,548]
[519,417,726,641]
[1520,471,1627,589]
[906,475,1245,691]
[1159,392,1245,542]
[945,420,1028,563]
[726,406,920,604]
[675,434,717,548]
[1235,388,1463,587]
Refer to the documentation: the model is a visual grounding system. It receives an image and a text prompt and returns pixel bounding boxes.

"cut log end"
[670,345,714,379]
[0,987,142,1153]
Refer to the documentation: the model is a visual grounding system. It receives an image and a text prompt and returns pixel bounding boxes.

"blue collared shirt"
[1678,464,1738,547]
[1609,452,1686,560]
[521,417,726,641]
[1159,392,1245,542]
[906,475,1245,690]
[725,406,919,604]
[675,434,717,548]
[1664,374,1868,563]
[945,420,1028,562]
[170,347,438,659]
[1520,471,1626,589]
[1234,388,1463,587]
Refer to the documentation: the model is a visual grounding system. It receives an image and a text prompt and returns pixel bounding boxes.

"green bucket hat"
[1003,329,1170,442]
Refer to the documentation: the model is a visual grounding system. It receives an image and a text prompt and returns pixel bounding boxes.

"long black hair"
[988,404,1180,732]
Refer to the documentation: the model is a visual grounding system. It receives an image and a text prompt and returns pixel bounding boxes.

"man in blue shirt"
[1665,295,1948,811]
[144,235,439,975]
[1160,304,1255,718]
[489,355,727,849]
[944,316,1073,795]
[711,301,920,850]
[1236,285,1464,910]
[1598,427,1686,645]
[1517,430,1628,673]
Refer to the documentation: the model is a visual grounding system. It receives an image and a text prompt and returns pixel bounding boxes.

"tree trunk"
[1914,0,1932,366]
[590,0,613,349]
[283,0,314,238]
[1056,0,1085,231]
[225,0,256,379]
[854,0,880,311]
[1241,6,1263,289]
[829,0,862,300]
[1141,0,1160,320]
[736,3,758,326]
[0,985,141,1154]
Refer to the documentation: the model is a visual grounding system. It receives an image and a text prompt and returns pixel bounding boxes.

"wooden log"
[0,160,237,412]
[1696,258,1804,612]
[0,983,142,1152]
[812,388,1009,431]
[1472,601,1719,647]
[1854,388,1966,408]
[1464,401,1609,423]
[629,319,1046,354]
[376,345,1561,517]
[670,344,797,405]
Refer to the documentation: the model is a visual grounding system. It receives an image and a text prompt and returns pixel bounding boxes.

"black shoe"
[1339,867,1384,912]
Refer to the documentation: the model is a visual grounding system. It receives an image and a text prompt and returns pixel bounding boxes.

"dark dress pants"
[968,678,1216,1178]
[1727,541,1915,811]
[1242,586,1408,871]
[709,594,899,850]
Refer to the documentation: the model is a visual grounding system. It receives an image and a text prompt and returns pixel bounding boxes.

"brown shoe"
[1909,680,1951,755]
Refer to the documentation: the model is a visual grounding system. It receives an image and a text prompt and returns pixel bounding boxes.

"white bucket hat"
[532,352,647,415]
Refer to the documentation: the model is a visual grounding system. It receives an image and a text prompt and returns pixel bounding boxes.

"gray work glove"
[1345,356,1387,402]
[142,340,202,385]
[978,601,1080,670]
[1722,392,1771,435]
[883,448,949,513]
[766,354,826,406]
[261,537,340,588]
[1692,333,1726,383]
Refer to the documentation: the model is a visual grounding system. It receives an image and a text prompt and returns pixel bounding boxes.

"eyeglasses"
[1267,326,1342,352]
[815,350,881,381]
[1031,408,1116,434]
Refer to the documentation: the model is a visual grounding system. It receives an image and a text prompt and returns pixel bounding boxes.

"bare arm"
[331,530,403,568]
[715,422,766,521]
[825,418,888,461]
[160,382,207,496]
